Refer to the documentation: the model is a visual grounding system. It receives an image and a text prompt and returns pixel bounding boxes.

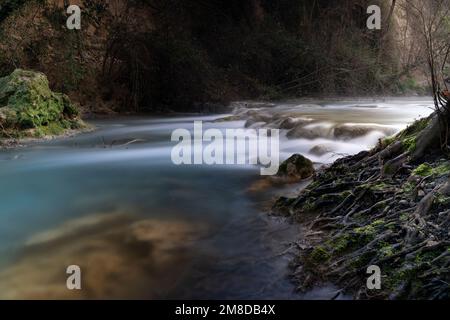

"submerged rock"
[0,69,84,138]
[309,144,334,156]
[267,117,298,130]
[278,154,315,181]
[334,124,396,140]
[287,123,333,139]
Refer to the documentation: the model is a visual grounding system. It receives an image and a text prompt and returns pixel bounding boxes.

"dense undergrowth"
[0,0,426,114]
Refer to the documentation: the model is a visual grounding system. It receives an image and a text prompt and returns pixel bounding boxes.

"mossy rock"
[278,154,315,181]
[0,69,84,138]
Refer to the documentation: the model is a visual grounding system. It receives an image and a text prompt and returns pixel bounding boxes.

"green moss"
[329,234,354,254]
[380,118,428,152]
[402,136,417,153]
[381,135,396,148]
[435,193,450,206]
[396,117,430,153]
[0,69,83,138]
[378,241,395,258]
[353,219,385,243]
[370,182,390,192]
[301,198,317,212]
[411,162,450,178]
[385,267,419,291]
[434,163,450,176]
[415,251,439,264]
[399,118,430,139]
[402,182,415,194]
[412,163,433,177]
[372,219,385,227]
[310,246,331,263]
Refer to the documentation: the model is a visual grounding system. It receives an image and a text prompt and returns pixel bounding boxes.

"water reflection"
[0,211,209,299]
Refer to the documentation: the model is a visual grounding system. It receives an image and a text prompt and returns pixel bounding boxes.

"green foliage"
[0,0,428,112]
[396,76,427,95]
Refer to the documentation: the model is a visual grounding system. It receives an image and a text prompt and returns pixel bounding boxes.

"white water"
[0,97,434,299]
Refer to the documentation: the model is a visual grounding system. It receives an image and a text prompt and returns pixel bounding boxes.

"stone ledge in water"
[0,69,84,138]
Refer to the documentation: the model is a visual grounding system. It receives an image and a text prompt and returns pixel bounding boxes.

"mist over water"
[0,98,434,299]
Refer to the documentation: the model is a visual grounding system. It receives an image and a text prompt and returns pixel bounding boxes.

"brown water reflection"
[0,211,209,299]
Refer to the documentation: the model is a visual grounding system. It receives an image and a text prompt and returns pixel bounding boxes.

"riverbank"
[0,125,95,149]
[271,116,450,300]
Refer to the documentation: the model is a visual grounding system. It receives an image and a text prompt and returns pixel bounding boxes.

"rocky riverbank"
[272,115,450,300]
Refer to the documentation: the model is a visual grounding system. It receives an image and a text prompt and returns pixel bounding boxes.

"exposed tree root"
[274,113,450,299]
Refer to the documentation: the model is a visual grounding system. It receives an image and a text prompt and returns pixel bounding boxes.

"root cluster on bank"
[273,113,450,299]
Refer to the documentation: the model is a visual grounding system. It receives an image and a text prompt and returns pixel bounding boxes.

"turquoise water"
[0,98,434,299]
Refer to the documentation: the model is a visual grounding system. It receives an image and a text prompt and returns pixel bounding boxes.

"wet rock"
[309,144,334,156]
[247,121,266,129]
[213,115,242,122]
[287,123,333,139]
[399,200,409,207]
[268,117,298,129]
[243,112,273,128]
[277,154,315,181]
[334,124,396,140]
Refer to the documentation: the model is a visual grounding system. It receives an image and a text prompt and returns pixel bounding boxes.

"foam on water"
[0,97,436,299]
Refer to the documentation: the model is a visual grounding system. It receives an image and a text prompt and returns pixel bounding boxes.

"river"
[0,98,434,299]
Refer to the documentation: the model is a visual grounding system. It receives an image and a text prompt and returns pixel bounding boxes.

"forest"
[0,0,427,115]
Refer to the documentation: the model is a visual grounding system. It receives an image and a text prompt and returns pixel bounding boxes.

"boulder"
[267,117,298,129]
[278,117,298,129]
[278,154,315,181]
[0,69,84,137]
